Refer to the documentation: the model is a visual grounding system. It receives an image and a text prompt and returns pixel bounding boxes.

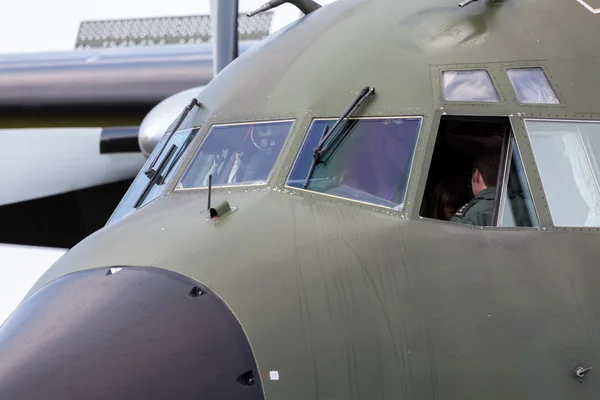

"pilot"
[450,151,500,226]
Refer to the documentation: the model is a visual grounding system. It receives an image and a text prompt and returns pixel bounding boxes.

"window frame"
[415,113,542,229]
[283,115,424,213]
[173,119,296,192]
[494,127,513,225]
[490,124,542,228]
[495,132,542,227]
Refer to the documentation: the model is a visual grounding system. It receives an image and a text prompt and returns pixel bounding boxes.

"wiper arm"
[247,0,321,17]
[144,98,201,179]
[303,86,375,189]
[156,129,198,185]
[135,144,178,208]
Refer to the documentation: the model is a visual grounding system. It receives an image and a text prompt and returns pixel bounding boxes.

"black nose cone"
[0,266,264,400]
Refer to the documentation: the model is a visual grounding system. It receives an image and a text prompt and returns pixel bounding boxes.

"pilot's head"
[471,150,500,196]
[432,175,471,220]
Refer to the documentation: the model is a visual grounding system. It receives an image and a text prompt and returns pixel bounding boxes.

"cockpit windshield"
[177,120,294,189]
[287,117,422,210]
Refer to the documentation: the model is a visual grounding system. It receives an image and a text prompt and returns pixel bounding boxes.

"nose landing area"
[0,266,264,400]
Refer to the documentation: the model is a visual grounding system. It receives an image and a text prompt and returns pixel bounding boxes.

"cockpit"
[106,62,600,232]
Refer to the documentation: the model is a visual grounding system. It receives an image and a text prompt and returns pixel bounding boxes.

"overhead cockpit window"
[177,120,294,189]
[442,70,500,102]
[286,117,422,210]
[507,68,559,104]
[526,119,600,227]
[107,127,200,225]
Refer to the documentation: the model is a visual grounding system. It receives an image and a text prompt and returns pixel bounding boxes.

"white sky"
[0,0,316,54]
[0,245,66,325]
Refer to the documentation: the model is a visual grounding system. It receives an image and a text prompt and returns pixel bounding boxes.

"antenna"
[144,98,200,178]
[247,0,321,17]
[207,174,212,211]
[206,174,233,221]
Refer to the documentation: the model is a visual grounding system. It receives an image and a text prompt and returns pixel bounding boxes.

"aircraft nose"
[0,266,264,400]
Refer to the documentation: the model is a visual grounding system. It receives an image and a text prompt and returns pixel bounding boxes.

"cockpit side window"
[106,127,200,225]
[286,117,422,210]
[525,119,600,227]
[442,70,500,102]
[177,120,294,189]
[419,116,539,228]
[506,68,559,105]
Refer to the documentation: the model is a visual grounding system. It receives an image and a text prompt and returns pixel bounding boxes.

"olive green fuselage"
[16,0,600,398]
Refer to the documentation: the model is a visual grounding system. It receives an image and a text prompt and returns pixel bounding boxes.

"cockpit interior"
[420,115,508,221]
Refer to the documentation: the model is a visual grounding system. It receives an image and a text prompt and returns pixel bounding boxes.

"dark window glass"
[287,117,422,210]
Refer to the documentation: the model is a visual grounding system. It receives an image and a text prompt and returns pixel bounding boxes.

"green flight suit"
[451,186,534,227]
[450,186,496,226]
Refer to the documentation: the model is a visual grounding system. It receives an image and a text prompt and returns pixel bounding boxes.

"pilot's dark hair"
[431,175,471,220]
[473,150,501,187]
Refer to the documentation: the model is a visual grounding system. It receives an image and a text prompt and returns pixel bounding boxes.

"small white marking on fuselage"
[270,371,279,380]
[576,0,600,14]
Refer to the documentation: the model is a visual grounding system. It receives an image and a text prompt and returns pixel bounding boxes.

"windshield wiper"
[303,86,375,189]
[135,144,178,208]
[144,98,201,179]
[156,129,199,185]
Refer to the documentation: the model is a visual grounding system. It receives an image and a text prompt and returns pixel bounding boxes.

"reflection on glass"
[500,138,539,227]
[107,127,200,225]
[442,70,500,102]
[526,120,600,227]
[507,68,559,104]
[287,117,422,210]
[178,120,294,189]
